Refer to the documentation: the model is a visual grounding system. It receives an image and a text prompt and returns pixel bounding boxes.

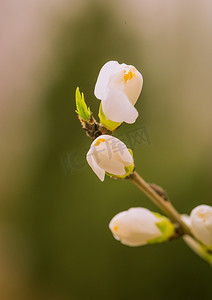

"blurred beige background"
[0,0,212,299]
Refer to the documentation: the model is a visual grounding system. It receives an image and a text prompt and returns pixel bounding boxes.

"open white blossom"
[86,135,134,181]
[94,61,143,124]
[109,207,174,247]
[190,205,212,248]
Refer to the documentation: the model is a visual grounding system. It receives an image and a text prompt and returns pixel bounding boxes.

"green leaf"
[75,87,91,121]
[147,213,175,244]
[98,102,122,131]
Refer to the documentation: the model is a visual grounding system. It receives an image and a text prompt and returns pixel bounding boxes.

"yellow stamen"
[95,138,105,146]
[198,213,207,223]
[198,213,205,218]
[113,225,118,232]
[124,70,135,84]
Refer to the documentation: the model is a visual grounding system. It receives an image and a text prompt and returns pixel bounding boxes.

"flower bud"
[190,205,212,248]
[95,61,143,124]
[86,135,134,181]
[182,214,212,265]
[109,207,175,247]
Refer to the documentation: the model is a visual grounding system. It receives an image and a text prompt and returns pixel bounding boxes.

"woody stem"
[129,171,192,236]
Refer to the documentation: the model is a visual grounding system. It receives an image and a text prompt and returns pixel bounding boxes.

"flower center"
[95,138,105,146]
[124,70,135,84]
[198,212,210,223]
[113,225,118,232]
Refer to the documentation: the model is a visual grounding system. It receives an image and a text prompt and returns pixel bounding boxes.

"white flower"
[94,61,143,124]
[109,207,174,247]
[86,135,134,181]
[182,214,212,265]
[182,215,203,257]
[190,205,212,248]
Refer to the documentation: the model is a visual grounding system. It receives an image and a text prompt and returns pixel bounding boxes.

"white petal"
[109,207,161,247]
[95,151,126,175]
[108,64,143,106]
[89,138,126,176]
[90,136,113,160]
[88,135,134,177]
[190,205,212,247]
[91,135,133,167]
[102,87,138,123]
[86,149,105,181]
[109,139,133,166]
[124,69,143,106]
[109,211,127,240]
[107,65,125,88]
[114,146,133,166]
[181,215,204,257]
[91,134,113,145]
[181,214,191,227]
[94,61,119,99]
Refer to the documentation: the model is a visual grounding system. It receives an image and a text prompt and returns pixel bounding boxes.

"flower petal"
[90,135,133,168]
[124,69,143,106]
[102,87,138,123]
[94,150,126,175]
[113,145,133,166]
[89,137,127,176]
[109,208,161,247]
[86,149,105,181]
[191,205,212,247]
[87,135,135,180]
[108,138,133,166]
[94,61,119,99]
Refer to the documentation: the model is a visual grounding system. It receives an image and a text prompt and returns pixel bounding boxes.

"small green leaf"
[98,102,121,131]
[148,214,175,244]
[75,87,91,121]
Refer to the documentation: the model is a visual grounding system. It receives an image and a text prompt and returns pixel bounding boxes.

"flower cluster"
[76,60,212,265]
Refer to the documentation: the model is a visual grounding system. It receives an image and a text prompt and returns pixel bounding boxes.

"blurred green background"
[0,0,212,299]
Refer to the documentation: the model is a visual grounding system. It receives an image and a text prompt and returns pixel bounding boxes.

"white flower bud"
[182,215,202,257]
[182,214,212,265]
[94,61,143,124]
[86,135,134,181]
[109,207,175,247]
[190,205,212,248]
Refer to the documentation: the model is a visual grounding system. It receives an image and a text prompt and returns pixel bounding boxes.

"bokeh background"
[1,0,212,299]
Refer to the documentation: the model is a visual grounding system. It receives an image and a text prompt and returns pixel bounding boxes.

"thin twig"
[129,171,192,236]
[78,115,112,141]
